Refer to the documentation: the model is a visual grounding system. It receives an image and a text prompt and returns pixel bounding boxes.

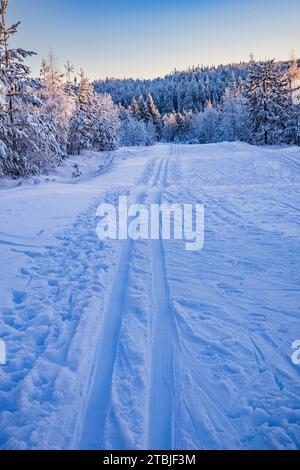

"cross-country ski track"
[0,142,299,450]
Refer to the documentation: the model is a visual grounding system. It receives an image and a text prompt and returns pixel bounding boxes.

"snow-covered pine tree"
[39,54,75,156]
[129,96,142,120]
[68,71,120,154]
[0,0,59,177]
[68,71,95,155]
[288,52,300,97]
[285,53,300,145]
[91,93,120,151]
[119,108,150,146]
[72,162,81,178]
[138,95,145,119]
[193,103,220,144]
[243,57,292,145]
[144,121,156,146]
[162,112,177,142]
[174,112,185,141]
[220,87,247,142]
[182,110,197,143]
[143,94,162,139]
[65,60,75,87]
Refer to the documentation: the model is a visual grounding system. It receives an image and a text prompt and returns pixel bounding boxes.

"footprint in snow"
[12,290,27,305]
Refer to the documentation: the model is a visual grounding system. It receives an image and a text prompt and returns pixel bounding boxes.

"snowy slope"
[0,143,300,450]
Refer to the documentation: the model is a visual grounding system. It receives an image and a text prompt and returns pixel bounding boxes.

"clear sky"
[8,0,300,80]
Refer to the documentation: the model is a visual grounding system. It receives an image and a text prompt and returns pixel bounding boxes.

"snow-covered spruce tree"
[0,0,58,177]
[138,95,146,119]
[193,103,221,144]
[243,57,292,145]
[63,61,77,104]
[162,112,178,142]
[144,121,157,145]
[91,93,120,151]
[162,111,199,143]
[129,96,143,121]
[182,111,200,144]
[285,53,300,145]
[220,87,247,142]
[174,112,185,141]
[119,108,150,146]
[39,54,75,157]
[68,71,95,155]
[64,60,75,89]
[143,94,162,139]
[68,71,120,154]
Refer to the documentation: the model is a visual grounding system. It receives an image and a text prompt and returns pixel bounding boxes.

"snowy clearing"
[0,142,300,450]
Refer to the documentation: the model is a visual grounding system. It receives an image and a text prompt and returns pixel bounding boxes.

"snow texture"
[0,142,300,450]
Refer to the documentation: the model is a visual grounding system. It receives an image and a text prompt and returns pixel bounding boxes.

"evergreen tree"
[162,112,177,142]
[175,112,185,141]
[40,54,75,156]
[243,57,292,145]
[220,87,246,142]
[129,96,142,120]
[92,93,120,151]
[119,108,151,147]
[143,94,161,139]
[0,0,58,177]
[286,54,300,145]
[68,72,95,154]
[192,103,220,144]
[138,95,146,119]
[68,72,120,154]
[64,60,75,87]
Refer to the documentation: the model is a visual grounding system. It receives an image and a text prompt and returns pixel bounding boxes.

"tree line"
[110,55,300,147]
[0,0,299,179]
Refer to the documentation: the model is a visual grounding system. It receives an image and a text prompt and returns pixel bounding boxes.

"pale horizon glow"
[9,0,300,80]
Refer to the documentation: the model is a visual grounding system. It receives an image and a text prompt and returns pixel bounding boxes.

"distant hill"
[94,60,293,114]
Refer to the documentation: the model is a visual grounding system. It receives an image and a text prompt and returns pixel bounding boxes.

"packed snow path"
[0,143,300,450]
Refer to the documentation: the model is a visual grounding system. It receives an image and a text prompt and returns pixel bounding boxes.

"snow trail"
[147,150,175,450]
[79,148,176,449]
[1,142,300,450]
[78,234,138,449]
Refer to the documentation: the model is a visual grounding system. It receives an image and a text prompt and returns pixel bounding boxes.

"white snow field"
[0,142,300,450]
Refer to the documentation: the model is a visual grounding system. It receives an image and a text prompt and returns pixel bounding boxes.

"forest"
[0,0,299,179]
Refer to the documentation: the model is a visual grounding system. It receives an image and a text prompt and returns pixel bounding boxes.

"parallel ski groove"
[78,155,168,449]
[147,148,175,449]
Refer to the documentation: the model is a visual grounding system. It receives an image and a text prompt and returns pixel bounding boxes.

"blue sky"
[9,0,300,79]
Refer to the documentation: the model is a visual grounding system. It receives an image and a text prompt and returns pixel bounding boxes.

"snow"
[0,142,300,450]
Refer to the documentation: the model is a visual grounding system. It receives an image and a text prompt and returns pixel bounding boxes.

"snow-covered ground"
[0,142,300,450]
